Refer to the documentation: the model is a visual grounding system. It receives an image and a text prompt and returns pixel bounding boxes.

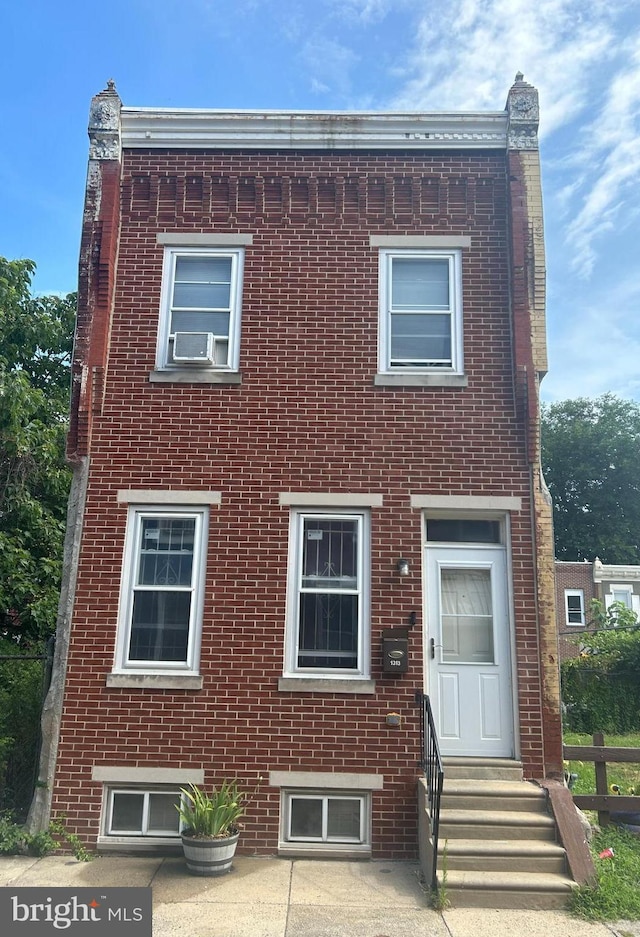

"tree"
[561,599,640,733]
[541,395,640,564]
[0,257,75,643]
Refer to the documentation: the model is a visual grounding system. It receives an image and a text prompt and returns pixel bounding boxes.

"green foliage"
[49,815,94,861]
[0,813,92,860]
[430,841,450,912]
[0,637,48,819]
[562,602,640,733]
[0,814,55,857]
[178,780,256,839]
[541,394,640,564]
[0,256,75,642]
[569,826,640,921]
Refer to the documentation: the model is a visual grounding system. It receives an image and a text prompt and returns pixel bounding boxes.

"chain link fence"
[0,637,54,822]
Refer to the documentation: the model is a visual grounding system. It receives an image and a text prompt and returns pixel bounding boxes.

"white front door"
[425,545,514,757]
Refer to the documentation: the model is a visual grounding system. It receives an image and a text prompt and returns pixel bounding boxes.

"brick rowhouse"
[30,74,563,859]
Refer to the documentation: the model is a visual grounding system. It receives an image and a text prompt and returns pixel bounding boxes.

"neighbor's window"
[284,793,368,846]
[609,587,633,609]
[157,247,244,370]
[378,250,463,373]
[115,508,208,673]
[106,788,182,837]
[285,512,369,677]
[565,589,585,627]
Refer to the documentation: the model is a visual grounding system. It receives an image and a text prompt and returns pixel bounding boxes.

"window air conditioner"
[173,332,215,364]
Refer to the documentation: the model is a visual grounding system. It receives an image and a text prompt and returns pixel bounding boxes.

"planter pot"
[181,831,239,876]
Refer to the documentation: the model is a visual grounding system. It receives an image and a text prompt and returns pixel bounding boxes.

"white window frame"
[156,246,244,371]
[378,248,463,375]
[605,585,639,614]
[105,787,183,838]
[113,506,208,675]
[564,589,586,627]
[284,510,370,679]
[281,791,370,851]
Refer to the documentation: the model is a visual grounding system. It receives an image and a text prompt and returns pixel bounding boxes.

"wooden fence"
[563,731,640,827]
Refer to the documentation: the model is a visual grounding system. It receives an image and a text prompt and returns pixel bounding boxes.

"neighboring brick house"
[30,75,563,859]
[555,559,640,661]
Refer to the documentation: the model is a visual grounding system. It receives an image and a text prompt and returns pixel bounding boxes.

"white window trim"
[98,783,189,850]
[564,589,586,627]
[156,246,244,373]
[113,506,208,676]
[284,509,370,680]
[279,790,371,856]
[377,248,463,377]
[105,787,183,837]
[605,585,639,614]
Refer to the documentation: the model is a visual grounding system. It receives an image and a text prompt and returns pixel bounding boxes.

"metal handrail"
[416,690,444,892]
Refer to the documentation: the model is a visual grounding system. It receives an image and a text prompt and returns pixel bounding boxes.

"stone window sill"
[374,372,468,387]
[106,673,203,690]
[149,370,242,385]
[278,677,375,694]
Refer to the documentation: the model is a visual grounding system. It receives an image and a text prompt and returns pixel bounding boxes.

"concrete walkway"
[0,854,637,937]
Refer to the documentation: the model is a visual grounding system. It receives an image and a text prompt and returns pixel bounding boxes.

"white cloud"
[328,0,396,23]
[298,37,360,97]
[564,35,640,277]
[310,78,331,95]
[388,0,617,132]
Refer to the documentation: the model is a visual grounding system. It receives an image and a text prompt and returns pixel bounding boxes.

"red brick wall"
[555,562,597,662]
[52,149,549,857]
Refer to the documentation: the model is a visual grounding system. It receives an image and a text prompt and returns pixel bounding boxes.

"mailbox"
[382,636,408,674]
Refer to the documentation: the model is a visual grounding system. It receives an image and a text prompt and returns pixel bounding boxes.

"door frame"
[421,511,519,760]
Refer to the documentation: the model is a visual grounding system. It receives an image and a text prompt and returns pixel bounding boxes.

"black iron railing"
[416,690,444,892]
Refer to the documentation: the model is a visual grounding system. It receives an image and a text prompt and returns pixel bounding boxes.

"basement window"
[281,791,370,853]
[106,788,182,837]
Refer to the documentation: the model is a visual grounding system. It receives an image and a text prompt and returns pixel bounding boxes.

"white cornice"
[120,107,508,151]
[593,559,640,582]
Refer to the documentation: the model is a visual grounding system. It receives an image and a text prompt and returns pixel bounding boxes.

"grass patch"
[564,731,640,796]
[569,825,640,921]
[564,732,640,920]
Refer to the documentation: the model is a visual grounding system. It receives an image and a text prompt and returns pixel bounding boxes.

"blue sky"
[2,0,640,401]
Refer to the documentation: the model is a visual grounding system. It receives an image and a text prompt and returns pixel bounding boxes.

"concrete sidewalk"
[0,854,635,937]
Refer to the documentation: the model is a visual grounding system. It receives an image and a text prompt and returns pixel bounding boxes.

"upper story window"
[157,247,244,371]
[285,511,370,678]
[114,507,208,674]
[605,585,639,615]
[564,589,585,627]
[378,249,463,375]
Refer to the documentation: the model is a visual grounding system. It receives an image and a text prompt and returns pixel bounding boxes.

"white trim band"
[92,766,205,784]
[410,494,522,511]
[279,493,383,507]
[117,490,222,505]
[370,235,471,248]
[122,109,508,151]
[269,771,384,790]
[156,233,253,246]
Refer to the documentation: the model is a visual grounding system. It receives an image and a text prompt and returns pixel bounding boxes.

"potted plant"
[177,780,250,876]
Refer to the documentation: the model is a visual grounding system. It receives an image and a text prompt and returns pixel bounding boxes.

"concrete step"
[442,757,523,781]
[439,838,567,873]
[441,779,547,812]
[438,869,576,910]
[439,809,557,841]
